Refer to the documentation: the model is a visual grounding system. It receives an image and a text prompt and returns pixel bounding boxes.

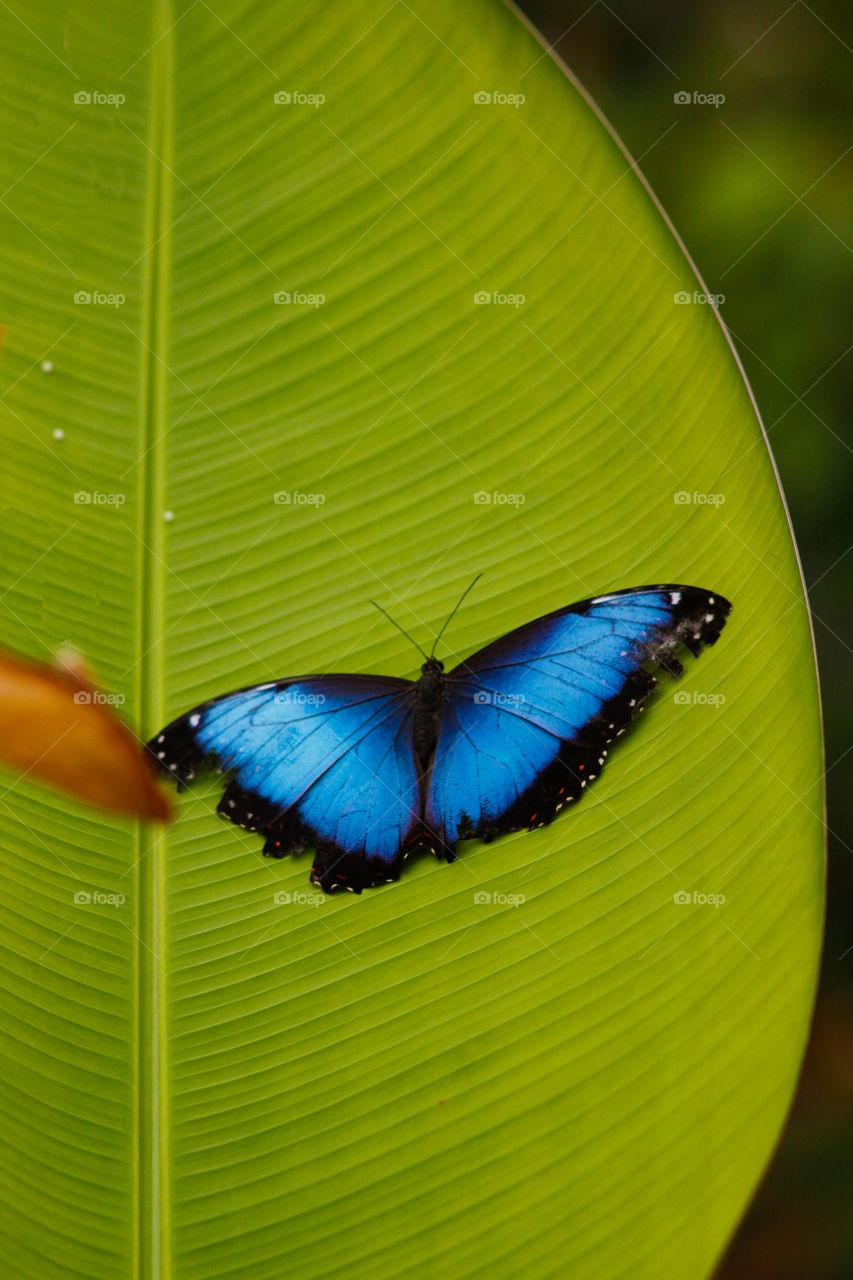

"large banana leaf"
[0,1,823,1278]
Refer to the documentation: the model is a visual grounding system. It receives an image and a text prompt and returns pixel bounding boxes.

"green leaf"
[0,2,823,1278]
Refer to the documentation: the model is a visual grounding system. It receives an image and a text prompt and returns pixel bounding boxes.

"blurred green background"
[513,2,852,1275]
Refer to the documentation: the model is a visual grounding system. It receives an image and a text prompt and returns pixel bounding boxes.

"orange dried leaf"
[0,648,171,821]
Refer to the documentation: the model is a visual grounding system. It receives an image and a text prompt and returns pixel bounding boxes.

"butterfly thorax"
[413,658,445,766]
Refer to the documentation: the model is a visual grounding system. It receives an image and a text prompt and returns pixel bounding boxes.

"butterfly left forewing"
[147,674,422,892]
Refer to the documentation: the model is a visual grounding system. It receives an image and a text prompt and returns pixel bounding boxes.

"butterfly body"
[411,657,446,766]
[148,584,731,893]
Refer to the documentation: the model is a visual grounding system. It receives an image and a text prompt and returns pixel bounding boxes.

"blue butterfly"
[147,582,730,893]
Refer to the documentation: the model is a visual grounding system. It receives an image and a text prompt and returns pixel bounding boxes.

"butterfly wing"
[147,674,423,892]
[425,585,731,854]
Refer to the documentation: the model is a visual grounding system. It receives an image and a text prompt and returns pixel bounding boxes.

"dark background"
[512,2,852,1276]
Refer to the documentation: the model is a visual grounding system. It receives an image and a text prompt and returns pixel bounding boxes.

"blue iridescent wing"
[425,585,731,854]
[147,675,423,892]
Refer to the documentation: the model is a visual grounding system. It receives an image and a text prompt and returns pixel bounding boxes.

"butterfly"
[147,582,731,893]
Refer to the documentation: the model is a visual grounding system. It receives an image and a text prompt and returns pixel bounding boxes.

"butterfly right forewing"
[425,585,731,854]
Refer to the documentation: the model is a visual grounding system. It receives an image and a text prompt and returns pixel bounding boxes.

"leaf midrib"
[135,3,174,1277]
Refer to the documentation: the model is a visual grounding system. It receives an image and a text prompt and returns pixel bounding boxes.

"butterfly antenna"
[369,600,430,661]
[430,573,483,659]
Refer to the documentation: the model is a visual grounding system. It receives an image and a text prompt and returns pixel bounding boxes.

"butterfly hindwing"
[425,585,731,853]
[148,675,423,892]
